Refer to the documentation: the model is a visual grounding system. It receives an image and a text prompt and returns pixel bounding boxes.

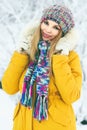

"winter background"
[0,0,87,130]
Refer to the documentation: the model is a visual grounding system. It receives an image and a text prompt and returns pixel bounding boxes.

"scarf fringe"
[33,95,48,121]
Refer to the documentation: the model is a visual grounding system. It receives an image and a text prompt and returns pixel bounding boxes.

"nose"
[46,26,52,33]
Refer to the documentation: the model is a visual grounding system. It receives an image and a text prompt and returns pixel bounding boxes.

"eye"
[44,20,49,25]
[53,26,60,30]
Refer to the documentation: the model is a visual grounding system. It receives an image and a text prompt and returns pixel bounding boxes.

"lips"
[42,32,52,38]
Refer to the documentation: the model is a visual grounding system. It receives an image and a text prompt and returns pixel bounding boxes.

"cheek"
[41,23,45,31]
[52,30,59,37]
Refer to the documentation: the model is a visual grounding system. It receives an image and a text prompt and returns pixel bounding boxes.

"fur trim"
[55,28,79,55]
[18,21,78,55]
[56,28,79,51]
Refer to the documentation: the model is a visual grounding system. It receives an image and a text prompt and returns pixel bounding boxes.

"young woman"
[1,5,82,130]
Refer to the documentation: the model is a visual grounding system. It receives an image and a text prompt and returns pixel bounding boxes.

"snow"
[0,0,87,130]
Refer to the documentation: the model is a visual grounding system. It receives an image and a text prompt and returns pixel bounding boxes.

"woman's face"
[40,19,61,41]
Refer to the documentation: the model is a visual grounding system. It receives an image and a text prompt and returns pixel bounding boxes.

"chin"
[42,37,51,41]
[43,38,49,41]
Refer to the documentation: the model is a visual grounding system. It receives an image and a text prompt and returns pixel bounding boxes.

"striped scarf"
[20,40,50,121]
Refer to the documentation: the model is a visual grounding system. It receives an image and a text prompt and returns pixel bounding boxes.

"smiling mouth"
[42,32,52,38]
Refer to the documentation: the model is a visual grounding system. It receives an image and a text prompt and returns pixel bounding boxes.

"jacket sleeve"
[1,51,29,95]
[52,51,82,105]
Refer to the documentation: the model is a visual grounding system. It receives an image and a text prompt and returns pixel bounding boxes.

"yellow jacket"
[2,50,82,130]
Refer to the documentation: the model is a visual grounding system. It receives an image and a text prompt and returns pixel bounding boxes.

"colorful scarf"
[20,40,50,121]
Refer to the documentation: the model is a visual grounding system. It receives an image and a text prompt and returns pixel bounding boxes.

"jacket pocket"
[13,103,20,120]
[48,104,71,126]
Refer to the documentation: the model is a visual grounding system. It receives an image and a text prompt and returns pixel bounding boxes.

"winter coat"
[1,21,82,130]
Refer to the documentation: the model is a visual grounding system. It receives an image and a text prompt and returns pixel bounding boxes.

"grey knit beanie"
[41,5,75,36]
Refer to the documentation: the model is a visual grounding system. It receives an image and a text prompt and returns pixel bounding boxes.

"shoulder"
[69,50,81,62]
[10,51,29,66]
[12,51,29,59]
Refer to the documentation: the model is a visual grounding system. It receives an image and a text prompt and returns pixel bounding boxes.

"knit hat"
[41,5,75,36]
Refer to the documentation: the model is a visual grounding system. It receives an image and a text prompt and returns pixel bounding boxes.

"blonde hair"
[30,24,62,62]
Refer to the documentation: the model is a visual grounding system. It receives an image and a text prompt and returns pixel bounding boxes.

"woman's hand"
[16,35,32,55]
